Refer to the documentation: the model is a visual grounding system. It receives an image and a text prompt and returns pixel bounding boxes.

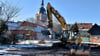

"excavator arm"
[47,3,67,31]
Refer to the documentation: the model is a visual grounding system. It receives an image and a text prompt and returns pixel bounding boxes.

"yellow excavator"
[47,3,69,42]
[46,3,69,48]
[45,3,90,55]
[45,2,84,48]
[47,3,83,43]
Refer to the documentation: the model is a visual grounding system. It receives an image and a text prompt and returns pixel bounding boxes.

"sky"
[1,0,100,24]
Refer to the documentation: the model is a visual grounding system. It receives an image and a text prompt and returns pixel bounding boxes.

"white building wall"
[35,25,49,40]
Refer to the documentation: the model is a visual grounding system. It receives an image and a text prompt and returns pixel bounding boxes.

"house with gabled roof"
[12,21,37,40]
[88,24,100,43]
[67,23,92,42]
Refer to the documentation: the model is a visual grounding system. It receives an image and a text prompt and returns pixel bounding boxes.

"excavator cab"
[60,30,69,43]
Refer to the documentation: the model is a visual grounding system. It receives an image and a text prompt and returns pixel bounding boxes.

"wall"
[90,35,100,43]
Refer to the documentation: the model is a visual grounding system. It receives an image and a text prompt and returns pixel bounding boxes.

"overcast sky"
[1,0,100,24]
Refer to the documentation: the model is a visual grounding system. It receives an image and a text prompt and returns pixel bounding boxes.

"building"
[77,23,92,37]
[36,0,48,27]
[88,24,100,43]
[6,21,21,30]
[6,0,49,40]
[67,23,92,31]
[35,0,49,40]
[77,23,92,42]
[77,23,92,31]
[6,21,37,40]
[67,23,92,41]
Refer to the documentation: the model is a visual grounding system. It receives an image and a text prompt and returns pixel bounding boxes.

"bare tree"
[0,1,21,22]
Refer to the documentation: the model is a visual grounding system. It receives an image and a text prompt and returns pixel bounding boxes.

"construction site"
[1,0,100,56]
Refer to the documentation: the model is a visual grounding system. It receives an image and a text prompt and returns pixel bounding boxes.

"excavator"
[47,3,68,40]
[46,3,84,44]
[46,3,69,48]
[46,3,90,55]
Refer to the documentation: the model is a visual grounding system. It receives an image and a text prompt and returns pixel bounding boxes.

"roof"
[88,24,100,35]
[77,23,92,29]
[12,30,37,35]
[39,7,46,14]
[38,0,46,14]
[67,23,92,31]
[6,21,21,27]
[20,21,37,27]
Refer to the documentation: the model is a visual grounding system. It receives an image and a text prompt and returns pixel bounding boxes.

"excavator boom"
[47,3,67,31]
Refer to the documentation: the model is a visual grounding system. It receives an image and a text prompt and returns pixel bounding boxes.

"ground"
[2,48,100,56]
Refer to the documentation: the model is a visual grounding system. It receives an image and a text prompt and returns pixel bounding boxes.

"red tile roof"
[12,30,37,36]
[20,21,37,27]
[77,23,92,29]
